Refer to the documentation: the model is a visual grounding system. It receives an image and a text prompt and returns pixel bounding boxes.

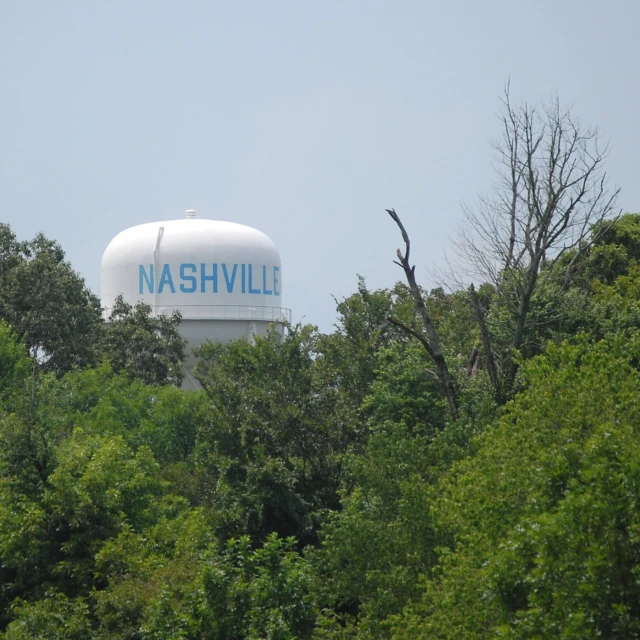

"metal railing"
[104,304,292,323]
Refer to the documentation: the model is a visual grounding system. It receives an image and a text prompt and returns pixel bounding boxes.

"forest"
[2,94,640,639]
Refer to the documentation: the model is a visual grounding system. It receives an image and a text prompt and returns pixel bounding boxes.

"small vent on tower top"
[185,210,197,219]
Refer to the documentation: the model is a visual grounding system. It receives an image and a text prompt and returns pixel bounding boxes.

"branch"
[386,208,459,421]
[469,284,500,394]
[386,208,411,264]
[388,316,434,359]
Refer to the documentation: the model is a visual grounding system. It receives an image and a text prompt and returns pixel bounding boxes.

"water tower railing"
[103,305,292,323]
[102,305,292,323]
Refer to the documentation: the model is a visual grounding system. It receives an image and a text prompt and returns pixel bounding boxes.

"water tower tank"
[101,211,291,388]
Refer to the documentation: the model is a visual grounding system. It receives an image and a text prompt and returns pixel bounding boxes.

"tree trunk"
[469,284,500,395]
[506,265,539,387]
[386,209,459,421]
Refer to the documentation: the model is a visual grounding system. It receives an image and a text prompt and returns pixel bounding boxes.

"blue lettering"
[248,264,261,294]
[180,263,197,293]
[222,263,238,293]
[138,263,279,297]
[158,264,175,293]
[262,264,272,295]
[139,264,154,294]
[273,266,280,296]
[200,263,218,293]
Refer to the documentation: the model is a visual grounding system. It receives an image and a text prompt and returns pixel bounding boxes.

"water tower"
[101,211,291,389]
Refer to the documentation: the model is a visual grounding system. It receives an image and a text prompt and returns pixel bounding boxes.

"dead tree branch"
[386,208,459,421]
[388,316,434,358]
[455,85,620,389]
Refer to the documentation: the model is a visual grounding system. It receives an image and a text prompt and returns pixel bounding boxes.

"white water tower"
[101,211,291,388]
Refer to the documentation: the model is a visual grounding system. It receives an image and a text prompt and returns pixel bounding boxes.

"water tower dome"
[101,211,291,388]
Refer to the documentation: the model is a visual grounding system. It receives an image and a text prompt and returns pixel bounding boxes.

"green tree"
[512,213,640,354]
[94,524,314,640]
[0,430,166,618]
[309,338,491,637]
[100,295,187,387]
[0,225,102,377]
[194,324,336,545]
[0,322,30,413]
[193,280,410,548]
[2,590,91,640]
[591,212,640,265]
[93,505,213,639]
[36,362,206,468]
[201,534,314,640]
[394,337,640,638]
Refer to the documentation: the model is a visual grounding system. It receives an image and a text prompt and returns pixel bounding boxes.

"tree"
[201,534,314,640]
[316,277,397,417]
[455,86,620,388]
[485,213,640,361]
[0,427,168,628]
[28,362,207,506]
[0,226,102,378]
[92,506,213,640]
[0,322,30,413]
[3,590,91,640]
[309,335,492,636]
[394,337,640,638]
[194,325,341,545]
[192,282,416,548]
[93,522,314,640]
[100,295,187,387]
[385,209,459,421]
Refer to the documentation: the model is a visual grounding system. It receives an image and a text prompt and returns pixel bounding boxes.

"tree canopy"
[1,94,639,639]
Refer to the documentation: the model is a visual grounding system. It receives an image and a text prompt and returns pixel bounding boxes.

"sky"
[1,0,639,332]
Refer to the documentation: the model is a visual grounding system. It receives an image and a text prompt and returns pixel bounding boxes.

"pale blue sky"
[1,0,638,330]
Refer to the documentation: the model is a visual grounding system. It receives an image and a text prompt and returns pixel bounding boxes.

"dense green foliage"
[0,225,101,376]
[0,225,186,385]
[2,214,640,638]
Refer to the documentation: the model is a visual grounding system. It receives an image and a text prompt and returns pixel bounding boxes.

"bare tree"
[386,208,459,421]
[457,85,620,386]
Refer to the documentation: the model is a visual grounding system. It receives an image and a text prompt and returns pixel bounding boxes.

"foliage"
[2,590,91,640]
[3,212,640,637]
[93,522,314,640]
[592,212,640,264]
[36,362,206,468]
[309,341,494,636]
[0,322,31,413]
[0,225,102,376]
[194,321,365,546]
[101,295,187,386]
[393,337,640,638]
[201,534,315,640]
[0,429,166,621]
